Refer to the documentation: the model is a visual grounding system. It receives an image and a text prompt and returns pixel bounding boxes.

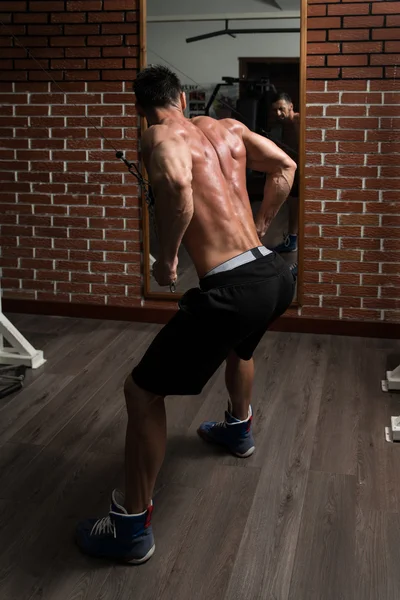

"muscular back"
[143,115,294,277]
[178,117,259,272]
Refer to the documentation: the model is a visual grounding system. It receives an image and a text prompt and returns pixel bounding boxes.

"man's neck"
[146,106,185,126]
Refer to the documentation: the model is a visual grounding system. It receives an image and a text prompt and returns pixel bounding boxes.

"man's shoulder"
[142,126,178,162]
[190,115,212,125]
[219,117,243,129]
[142,124,169,147]
[193,116,245,138]
[143,123,188,147]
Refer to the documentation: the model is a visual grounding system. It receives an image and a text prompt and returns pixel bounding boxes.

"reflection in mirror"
[145,0,301,299]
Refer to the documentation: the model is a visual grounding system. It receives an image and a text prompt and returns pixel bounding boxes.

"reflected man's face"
[271,99,293,121]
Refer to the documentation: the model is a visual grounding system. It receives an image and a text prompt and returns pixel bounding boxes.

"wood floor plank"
[10,323,150,448]
[4,329,153,503]
[288,471,356,600]
[357,343,400,513]
[310,336,363,476]
[224,333,328,600]
[0,498,26,537]
[0,442,124,600]
[157,465,260,600]
[386,513,400,596]
[3,410,123,506]
[28,564,112,600]
[0,443,43,499]
[0,373,74,445]
[4,315,80,378]
[5,314,78,335]
[46,320,127,376]
[4,313,28,327]
[355,510,400,600]
[0,319,98,402]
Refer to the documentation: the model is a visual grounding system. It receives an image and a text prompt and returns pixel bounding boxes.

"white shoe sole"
[198,428,255,459]
[235,446,255,458]
[127,544,156,565]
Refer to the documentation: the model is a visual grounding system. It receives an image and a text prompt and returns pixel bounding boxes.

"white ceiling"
[147,0,300,18]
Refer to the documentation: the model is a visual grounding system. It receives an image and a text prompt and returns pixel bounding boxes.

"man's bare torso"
[143,116,260,278]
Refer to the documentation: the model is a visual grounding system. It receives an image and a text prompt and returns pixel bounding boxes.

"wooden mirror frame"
[139,0,307,305]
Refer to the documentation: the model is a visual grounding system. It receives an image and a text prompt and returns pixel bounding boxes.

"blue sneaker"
[197,408,255,458]
[273,234,297,254]
[76,489,155,564]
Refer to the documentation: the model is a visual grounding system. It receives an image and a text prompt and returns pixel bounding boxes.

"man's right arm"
[142,127,193,282]
[240,123,297,239]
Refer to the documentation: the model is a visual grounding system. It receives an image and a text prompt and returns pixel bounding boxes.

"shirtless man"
[76,65,296,564]
[269,92,300,254]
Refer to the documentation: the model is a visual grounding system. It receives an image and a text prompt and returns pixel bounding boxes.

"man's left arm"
[147,135,194,285]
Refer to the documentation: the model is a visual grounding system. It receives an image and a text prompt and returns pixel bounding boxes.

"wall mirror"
[141,0,305,303]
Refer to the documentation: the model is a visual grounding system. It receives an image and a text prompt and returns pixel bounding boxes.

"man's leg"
[197,350,255,458]
[124,374,166,514]
[76,302,216,563]
[225,351,254,421]
[75,374,166,564]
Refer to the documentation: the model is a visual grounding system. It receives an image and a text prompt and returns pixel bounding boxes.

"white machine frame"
[0,294,45,369]
[382,364,400,393]
[382,359,400,443]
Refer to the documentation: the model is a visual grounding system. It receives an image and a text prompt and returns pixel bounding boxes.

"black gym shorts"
[132,250,295,397]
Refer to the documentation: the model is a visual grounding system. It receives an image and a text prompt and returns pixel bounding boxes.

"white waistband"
[204,246,272,277]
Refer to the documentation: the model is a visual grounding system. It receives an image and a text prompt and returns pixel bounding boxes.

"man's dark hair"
[271,92,293,104]
[133,65,182,110]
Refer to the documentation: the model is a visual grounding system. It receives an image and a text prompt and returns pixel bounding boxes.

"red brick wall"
[1,0,399,322]
[303,0,400,322]
[0,0,142,307]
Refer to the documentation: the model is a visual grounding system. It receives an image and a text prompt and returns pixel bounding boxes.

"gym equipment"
[0,365,26,399]
[205,77,238,117]
[382,363,400,443]
[382,363,400,392]
[0,289,38,399]
[186,19,299,44]
[385,416,400,443]
[205,76,277,132]
[0,293,45,370]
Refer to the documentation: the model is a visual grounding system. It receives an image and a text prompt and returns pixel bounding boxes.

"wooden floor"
[1,314,400,600]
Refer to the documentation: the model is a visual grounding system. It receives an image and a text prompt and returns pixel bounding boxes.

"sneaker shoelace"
[90,515,116,538]
[213,418,246,429]
[212,419,229,429]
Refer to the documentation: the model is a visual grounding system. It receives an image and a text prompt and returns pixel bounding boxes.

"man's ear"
[180,91,187,111]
